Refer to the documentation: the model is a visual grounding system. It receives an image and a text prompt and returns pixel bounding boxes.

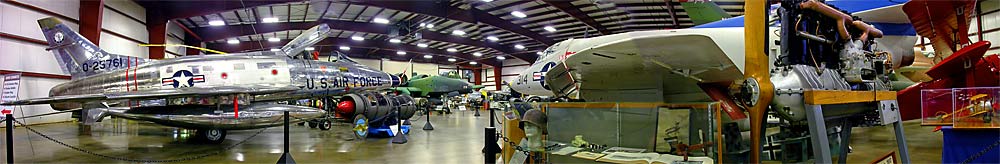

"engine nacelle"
[335,92,417,121]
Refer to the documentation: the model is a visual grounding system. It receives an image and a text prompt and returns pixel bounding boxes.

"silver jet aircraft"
[2,18,411,143]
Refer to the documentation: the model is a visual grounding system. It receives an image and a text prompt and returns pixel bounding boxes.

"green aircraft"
[394,74,483,98]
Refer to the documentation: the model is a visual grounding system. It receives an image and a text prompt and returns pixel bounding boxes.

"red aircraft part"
[925,41,991,79]
[903,0,977,53]
[898,78,956,120]
[336,100,355,115]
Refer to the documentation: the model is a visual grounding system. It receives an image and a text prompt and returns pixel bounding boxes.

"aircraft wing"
[544,28,745,102]
[1,85,298,105]
[902,0,977,56]
[393,87,424,96]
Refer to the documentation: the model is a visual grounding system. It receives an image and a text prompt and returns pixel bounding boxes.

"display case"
[921,87,1000,129]
[950,87,999,129]
[921,89,954,125]
[538,102,722,163]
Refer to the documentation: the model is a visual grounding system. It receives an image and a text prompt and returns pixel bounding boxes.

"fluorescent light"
[481,0,493,2]
[227,39,239,44]
[536,51,543,55]
[351,36,365,41]
[304,47,315,51]
[472,52,483,57]
[262,17,279,23]
[486,36,499,42]
[397,51,407,55]
[470,61,478,65]
[511,11,527,18]
[423,55,433,59]
[389,38,401,43]
[448,58,457,62]
[270,48,280,52]
[425,23,434,28]
[544,26,557,32]
[419,23,426,27]
[373,18,390,24]
[208,20,225,26]
[417,43,429,48]
[268,37,280,42]
[447,48,458,52]
[451,30,466,36]
[514,44,525,49]
[339,46,350,50]
[497,56,506,60]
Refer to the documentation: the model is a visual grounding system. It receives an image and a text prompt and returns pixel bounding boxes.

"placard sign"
[1,73,22,118]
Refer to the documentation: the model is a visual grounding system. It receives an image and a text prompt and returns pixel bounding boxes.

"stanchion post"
[488,107,495,127]
[391,108,408,144]
[422,106,434,130]
[6,114,13,164]
[277,111,295,164]
[485,127,497,163]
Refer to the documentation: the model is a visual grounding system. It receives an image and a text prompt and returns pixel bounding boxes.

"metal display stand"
[802,91,911,164]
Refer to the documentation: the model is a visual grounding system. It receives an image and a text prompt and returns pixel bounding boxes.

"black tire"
[196,129,226,144]
[319,119,333,130]
[352,115,369,139]
[308,121,318,128]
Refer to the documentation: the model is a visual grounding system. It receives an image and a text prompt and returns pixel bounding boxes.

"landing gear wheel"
[196,129,226,144]
[308,121,318,128]
[352,115,369,139]
[319,119,333,130]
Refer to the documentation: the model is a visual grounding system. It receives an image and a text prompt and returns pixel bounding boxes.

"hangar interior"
[0,0,998,163]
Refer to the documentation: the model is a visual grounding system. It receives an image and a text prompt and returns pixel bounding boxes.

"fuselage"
[48,51,401,130]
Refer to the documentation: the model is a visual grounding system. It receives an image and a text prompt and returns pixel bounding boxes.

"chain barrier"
[494,131,549,163]
[11,117,276,163]
[962,139,1000,164]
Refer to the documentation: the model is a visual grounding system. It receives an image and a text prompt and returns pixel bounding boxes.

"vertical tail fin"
[37,17,146,79]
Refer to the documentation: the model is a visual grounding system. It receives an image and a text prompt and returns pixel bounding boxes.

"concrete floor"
[0,110,941,163]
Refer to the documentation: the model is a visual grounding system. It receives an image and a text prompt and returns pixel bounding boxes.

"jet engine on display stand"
[727,0,914,163]
[330,92,418,139]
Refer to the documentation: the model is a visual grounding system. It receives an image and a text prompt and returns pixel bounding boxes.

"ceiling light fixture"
[397,51,407,55]
[389,38,401,43]
[208,20,225,26]
[351,36,365,41]
[268,37,280,42]
[486,36,499,42]
[227,39,239,44]
[447,48,458,52]
[470,61,478,65]
[511,11,527,18]
[514,44,525,49]
[472,52,483,57]
[417,43,429,48]
[448,58,457,62]
[339,46,350,50]
[481,0,493,2]
[423,55,433,59]
[262,17,279,23]
[270,48,280,52]
[497,56,506,60]
[425,23,435,28]
[304,47,315,51]
[536,51,543,55]
[451,30,466,36]
[373,18,390,24]
[544,26,557,32]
